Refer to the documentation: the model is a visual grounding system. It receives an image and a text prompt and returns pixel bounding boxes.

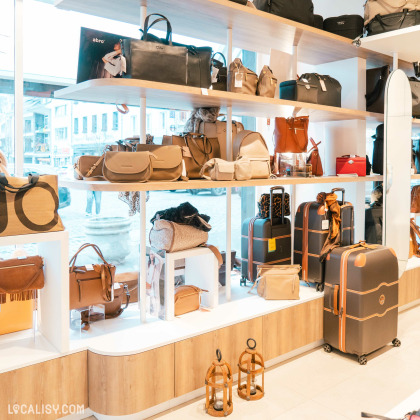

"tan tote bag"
[0,174,64,237]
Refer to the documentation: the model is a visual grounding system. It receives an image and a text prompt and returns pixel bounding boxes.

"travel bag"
[372,124,384,174]
[241,187,292,285]
[366,9,420,36]
[366,65,390,113]
[323,241,399,364]
[253,0,315,26]
[294,188,354,290]
[323,15,364,39]
[336,155,367,176]
[279,80,318,104]
[299,73,342,107]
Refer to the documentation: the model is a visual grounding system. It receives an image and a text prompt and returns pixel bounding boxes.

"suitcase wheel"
[323,344,332,353]
[240,277,247,287]
[358,355,367,365]
[316,283,324,292]
[392,338,401,348]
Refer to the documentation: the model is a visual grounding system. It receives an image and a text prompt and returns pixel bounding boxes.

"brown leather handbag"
[257,65,277,98]
[74,155,105,180]
[411,186,420,213]
[307,137,324,176]
[273,116,309,154]
[227,58,258,95]
[174,285,208,316]
[0,256,44,304]
[409,218,420,258]
[69,244,116,310]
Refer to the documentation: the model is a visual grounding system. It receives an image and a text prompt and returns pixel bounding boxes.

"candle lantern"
[205,349,233,417]
[237,338,265,401]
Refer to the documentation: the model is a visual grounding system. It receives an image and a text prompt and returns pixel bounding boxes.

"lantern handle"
[216,349,222,362]
[247,338,257,350]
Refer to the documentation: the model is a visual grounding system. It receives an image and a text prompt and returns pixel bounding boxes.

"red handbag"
[336,155,366,176]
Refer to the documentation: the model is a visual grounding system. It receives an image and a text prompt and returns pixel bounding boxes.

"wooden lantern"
[205,349,233,417]
[237,338,265,401]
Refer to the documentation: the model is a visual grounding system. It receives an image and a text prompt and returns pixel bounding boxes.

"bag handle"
[331,284,339,315]
[69,243,109,269]
[212,52,226,66]
[0,173,39,194]
[116,104,129,114]
[184,134,213,167]
[205,244,224,268]
[143,13,173,44]
[270,186,285,226]
[331,188,345,205]
[307,137,321,153]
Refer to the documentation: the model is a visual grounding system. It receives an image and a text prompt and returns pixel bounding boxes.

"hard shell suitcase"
[241,187,291,285]
[323,242,400,364]
[294,188,354,290]
[323,15,364,39]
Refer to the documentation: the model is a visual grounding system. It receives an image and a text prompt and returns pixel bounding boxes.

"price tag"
[113,283,122,290]
[320,79,327,92]
[301,78,309,83]
[235,72,243,88]
[85,264,94,271]
[268,238,276,252]
[322,219,329,230]
[201,88,208,95]
[211,66,219,83]
[182,146,192,158]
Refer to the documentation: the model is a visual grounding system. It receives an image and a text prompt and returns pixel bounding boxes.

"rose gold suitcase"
[323,242,400,364]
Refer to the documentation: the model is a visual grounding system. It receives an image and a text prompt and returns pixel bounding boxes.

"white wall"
[313,0,364,19]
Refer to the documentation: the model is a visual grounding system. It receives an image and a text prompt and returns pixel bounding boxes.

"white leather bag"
[364,0,420,24]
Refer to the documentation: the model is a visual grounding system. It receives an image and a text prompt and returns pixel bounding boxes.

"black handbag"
[299,73,342,107]
[253,0,315,26]
[313,14,324,29]
[366,9,420,36]
[366,65,390,114]
[372,124,384,175]
[229,0,247,4]
[211,52,227,91]
[323,15,364,39]
[279,80,318,104]
[409,77,420,118]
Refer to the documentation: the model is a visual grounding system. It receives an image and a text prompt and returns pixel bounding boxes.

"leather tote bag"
[103,151,153,183]
[123,14,188,86]
[307,138,324,176]
[211,52,227,91]
[227,58,258,95]
[136,144,183,181]
[364,0,420,25]
[409,77,420,118]
[366,65,390,113]
[69,244,116,310]
[0,174,64,237]
[273,116,309,154]
[257,65,278,98]
[0,255,44,304]
[253,0,315,26]
[366,9,420,35]
[74,155,105,180]
[299,73,342,107]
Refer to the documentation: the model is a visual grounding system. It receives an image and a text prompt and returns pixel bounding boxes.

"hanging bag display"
[211,52,228,91]
[256,66,277,98]
[227,58,258,95]
[273,116,309,154]
[0,174,64,237]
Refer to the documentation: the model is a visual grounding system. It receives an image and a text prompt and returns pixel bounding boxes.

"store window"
[92,115,97,133]
[74,118,79,134]
[112,111,118,130]
[102,113,107,132]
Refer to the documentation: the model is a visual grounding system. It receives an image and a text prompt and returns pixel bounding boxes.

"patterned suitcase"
[241,187,291,285]
[323,242,400,364]
[294,188,354,290]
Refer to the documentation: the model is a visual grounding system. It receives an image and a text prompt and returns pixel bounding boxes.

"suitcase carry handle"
[331,188,345,205]
[329,284,340,316]
[270,186,285,226]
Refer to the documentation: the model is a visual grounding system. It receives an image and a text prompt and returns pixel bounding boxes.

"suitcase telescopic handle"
[270,186,285,226]
[331,188,345,205]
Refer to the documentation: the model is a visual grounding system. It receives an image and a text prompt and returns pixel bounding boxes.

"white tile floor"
[149,305,420,420]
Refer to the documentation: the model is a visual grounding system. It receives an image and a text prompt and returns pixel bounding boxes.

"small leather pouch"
[174,285,208,316]
[74,155,105,180]
[257,65,277,98]
[103,151,154,183]
[200,158,235,181]
[136,144,183,181]
[251,264,301,300]
[227,58,258,95]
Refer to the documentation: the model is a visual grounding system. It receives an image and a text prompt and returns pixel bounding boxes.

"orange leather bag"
[307,138,324,176]
[411,186,420,213]
[273,116,309,154]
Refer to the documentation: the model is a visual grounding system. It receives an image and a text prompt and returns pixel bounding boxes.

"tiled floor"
[148,304,420,420]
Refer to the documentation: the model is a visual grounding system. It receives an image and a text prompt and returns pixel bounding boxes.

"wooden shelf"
[60,175,383,192]
[55,78,384,122]
[361,26,420,63]
[54,0,398,67]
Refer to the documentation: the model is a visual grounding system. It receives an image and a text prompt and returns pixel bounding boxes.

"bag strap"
[205,244,223,268]
[248,276,261,295]
[69,243,109,269]
[307,137,321,154]
[116,104,129,114]
[143,13,172,44]
[212,52,226,66]
[0,173,39,194]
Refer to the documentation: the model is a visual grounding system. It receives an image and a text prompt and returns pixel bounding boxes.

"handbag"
[411,185,420,213]
[323,15,364,39]
[227,58,258,95]
[336,155,367,176]
[0,256,44,304]
[364,0,420,25]
[299,73,342,107]
[149,220,209,252]
[257,192,291,219]
[174,285,208,316]
[200,159,235,181]
[409,77,420,118]
[211,52,227,91]
[253,0,315,26]
[257,66,277,98]
[250,264,301,300]
[74,155,105,180]
[0,174,64,237]
[372,124,384,175]
[410,218,420,258]
[279,80,318,104]
[69,243,116,310]
[307,138,324,176]
[273,116,309,154]
[366,65,390,113]
[366,9,420,36]
[136,144,183,181]
[103,151,154,183]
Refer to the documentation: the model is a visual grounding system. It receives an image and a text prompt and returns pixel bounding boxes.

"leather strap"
[116,104,129,114]
[307,137,321,153]
[205,244,223,268]
[361,413,400,420]
[69,243,109,269]
[86,155,104,177]
[248,216,258,282]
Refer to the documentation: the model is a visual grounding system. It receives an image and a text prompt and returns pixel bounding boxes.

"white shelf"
[361,26,420,63]
[54,78,385,122]
[59,175,384,192]
[0,230,68,247]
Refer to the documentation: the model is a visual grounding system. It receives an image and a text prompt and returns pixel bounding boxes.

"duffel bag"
[364,0,420,25]
[253,0,315,26]
[323,15,364,39]
[299,73,342,107]
[366,9,420,36]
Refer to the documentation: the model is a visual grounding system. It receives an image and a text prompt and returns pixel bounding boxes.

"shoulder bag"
[69,243,116,310]
[174,285,208,316]
[364,0,420,25]
[74,155,105,180]
[307,137,324,176]
[273,116,309,154]
[103,151,154,183]
[227,58,258,95]
[257,66,277,98]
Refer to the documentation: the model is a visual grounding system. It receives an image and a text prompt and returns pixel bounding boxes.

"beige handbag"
[364,0,420,24]
[74,155,105,180]
[149,220,208,252]
[200,159,235,181]
[250,264,301,300]
[174,285,208,316]
[136,144,183,181]
[103,151,154,183]
[234,158,252,181]
[227,58,258,95]
[257,66,277,98]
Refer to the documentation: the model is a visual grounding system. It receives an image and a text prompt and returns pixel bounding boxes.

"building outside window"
[82,116,87,133]
[55,105,67,117]
[92,115,97,133]
[74,118,78,134]
[102,113,107,132]
[113,111,118,130]
[55,127,67,140]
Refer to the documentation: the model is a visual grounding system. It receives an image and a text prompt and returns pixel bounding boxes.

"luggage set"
[242,187,400,364]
